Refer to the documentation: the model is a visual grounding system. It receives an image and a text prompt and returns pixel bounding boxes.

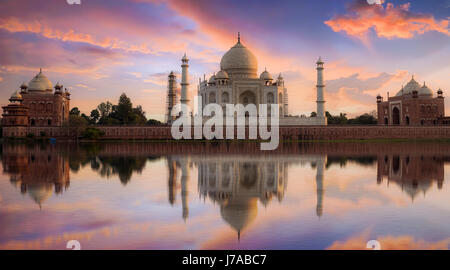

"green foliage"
[146,119,164,126]
[95,93,151,126]
[81,127,105,140]
[325,111,377,125]
[68,114,88,127]
[90,109,100,125]
[347,113,377,125]
[70,107,81,116]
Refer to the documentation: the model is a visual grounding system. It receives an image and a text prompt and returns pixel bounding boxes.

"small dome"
[220,33,258,78]
[220,198,258,233]
[208,74,216,84]
[20,82,28,89]
[27,183,53,207]
[438,88,443,94]
[28,69,53,92]
[396,76,420,96]
[55,82,62,90]
[215,70,229,79]
[418,82,433,96]
[260,68,273,80]
[10,90,22,101]
[277,73,283,81]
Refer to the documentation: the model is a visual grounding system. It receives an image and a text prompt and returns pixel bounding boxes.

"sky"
[0,0,449,121]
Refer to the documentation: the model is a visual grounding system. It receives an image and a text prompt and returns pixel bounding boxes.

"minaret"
[180,53,190,109]
[316,57,325,118]
[315,156,326,218]
[165,71,177,124]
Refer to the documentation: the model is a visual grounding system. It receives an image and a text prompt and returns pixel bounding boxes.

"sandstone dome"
[220,35,258,78]
[28,69,53,92]
[10,90,22,101]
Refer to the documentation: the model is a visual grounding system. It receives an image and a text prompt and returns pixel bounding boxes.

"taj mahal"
[166,33,327,126]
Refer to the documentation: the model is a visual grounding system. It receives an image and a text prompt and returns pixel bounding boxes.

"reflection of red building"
[377,76,448,126]
[2,144,70,207]
[377,154,444,200]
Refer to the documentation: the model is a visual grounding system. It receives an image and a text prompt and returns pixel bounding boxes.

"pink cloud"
[325,1,450,41]
[328,230,450,250]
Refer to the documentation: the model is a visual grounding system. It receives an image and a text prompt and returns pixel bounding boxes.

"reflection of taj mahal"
[166,154,328,239]
[197,156,288,239]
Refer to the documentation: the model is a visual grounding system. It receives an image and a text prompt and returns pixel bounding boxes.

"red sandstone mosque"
[2,69,70,131]
[376,76,449,126]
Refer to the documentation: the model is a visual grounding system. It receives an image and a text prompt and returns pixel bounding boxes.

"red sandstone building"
[2,69,70,129]
[377,76,449,126]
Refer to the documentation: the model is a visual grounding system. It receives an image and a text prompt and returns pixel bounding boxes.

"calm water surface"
[1,141,449,250]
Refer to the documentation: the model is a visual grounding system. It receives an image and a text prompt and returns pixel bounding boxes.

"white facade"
[181,34,327,126]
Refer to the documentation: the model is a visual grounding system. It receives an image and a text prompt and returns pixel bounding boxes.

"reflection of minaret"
[180,157,190,221]
[315,156,326,218]
[167,157,178,205]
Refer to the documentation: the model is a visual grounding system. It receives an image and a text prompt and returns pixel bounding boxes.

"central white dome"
[220,36,257,78]
[28,69,53,92]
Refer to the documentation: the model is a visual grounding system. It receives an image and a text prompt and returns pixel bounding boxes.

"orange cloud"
[325,1,450,41]
[328,231,450,250]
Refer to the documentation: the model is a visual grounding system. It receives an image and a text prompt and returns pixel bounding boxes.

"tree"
[81,127,105,140]
[68,114,88,127]
[116,93,133,124]
[147,119,163,126]
[70,107,81,116]
[90,109,100,124]
[310,112,317,117]
[97,102,113,118]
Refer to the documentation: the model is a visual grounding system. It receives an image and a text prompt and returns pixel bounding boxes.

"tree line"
[310,111,377,125]
[67,93,164,127]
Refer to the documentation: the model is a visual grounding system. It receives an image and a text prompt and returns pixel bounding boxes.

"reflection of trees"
[91,156,148,185]
[66,144,161,184]
[325,156,376,169]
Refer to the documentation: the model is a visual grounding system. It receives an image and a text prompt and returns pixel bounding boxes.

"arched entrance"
[392,107,400,125]
[239,91,256,106]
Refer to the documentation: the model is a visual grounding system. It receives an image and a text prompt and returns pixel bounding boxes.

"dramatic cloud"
[326,71,407,104]
[325,1,450,41]
[328,231,450,250]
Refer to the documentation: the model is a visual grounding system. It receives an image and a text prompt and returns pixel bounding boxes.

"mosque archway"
[239,163,258,189]
[221,92,229,103]
[239,91,256,105]
[267,92,274,103]
[392,107,400,125]
[209,92,216,103]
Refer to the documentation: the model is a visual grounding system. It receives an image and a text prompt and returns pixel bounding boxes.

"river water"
[1,141,449,250]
